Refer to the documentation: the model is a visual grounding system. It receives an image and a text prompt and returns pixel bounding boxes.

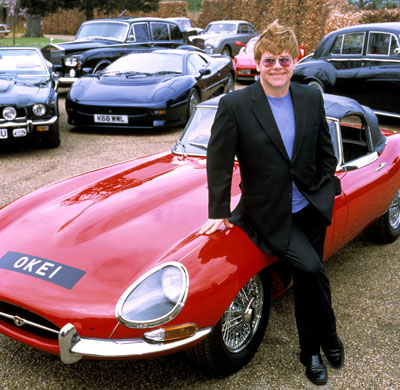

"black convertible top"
[323,93,387,153]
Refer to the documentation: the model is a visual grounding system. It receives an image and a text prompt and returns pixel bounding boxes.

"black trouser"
[283,204,337,355]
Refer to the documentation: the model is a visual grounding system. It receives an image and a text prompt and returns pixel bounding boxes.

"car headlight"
[64,56,78,67]
[2,106,17,121]
[116,262,189,329]
[205,39,217,48]
[32,104,47,117]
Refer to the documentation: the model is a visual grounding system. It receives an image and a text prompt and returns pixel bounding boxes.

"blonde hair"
[254,20,299,61]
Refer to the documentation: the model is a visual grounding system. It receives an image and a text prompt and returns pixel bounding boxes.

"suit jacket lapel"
[250,82,289,161]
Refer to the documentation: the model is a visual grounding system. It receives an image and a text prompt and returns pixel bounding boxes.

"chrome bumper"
[0,116,58,130]
[59,323,212,364]
[58,77,77,85]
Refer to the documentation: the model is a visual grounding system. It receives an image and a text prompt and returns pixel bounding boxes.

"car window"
[238,24,249,34]
[169,23,183,40]
[367,32,394,55]
[0,49,48,76]
[76,22,129,41]
[389,34,400,55]
[151,22,169,41]
[187,53,208,74]
[331,32,365,55]
[205,23,236,34]
[128,23,150,42]
[340,115,372,164]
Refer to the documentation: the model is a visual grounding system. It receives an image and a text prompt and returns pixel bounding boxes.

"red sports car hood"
[0,152,209,325]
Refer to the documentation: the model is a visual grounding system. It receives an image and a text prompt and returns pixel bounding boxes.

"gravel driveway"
[0,88,399,390]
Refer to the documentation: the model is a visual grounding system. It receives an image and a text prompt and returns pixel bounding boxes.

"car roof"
[327,22,400,35]
[197,93,386,153]
[208,20,251,24]
[82,17,179,24]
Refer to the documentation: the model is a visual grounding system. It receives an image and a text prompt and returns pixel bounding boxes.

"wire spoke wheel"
[389,188,400,230]
[221,275,264,353]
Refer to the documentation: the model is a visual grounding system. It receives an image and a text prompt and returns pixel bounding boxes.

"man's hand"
[199,218,233,235]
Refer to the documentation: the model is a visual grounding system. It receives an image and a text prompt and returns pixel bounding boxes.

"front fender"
[178,227,278,329]
[293,60,337,88]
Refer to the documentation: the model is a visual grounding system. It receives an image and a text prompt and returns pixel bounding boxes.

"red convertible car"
[0,94,399,376]
[234,37,306,81]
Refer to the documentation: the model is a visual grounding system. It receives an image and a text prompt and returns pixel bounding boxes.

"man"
[200,20,344,385]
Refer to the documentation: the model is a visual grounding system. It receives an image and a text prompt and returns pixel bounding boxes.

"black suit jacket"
[206,81,340,256]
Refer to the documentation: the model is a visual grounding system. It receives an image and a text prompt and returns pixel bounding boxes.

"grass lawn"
[0,36,71,48]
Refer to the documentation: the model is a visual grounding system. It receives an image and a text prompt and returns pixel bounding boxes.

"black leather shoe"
[300,352,328,385]
[322,335,344,368]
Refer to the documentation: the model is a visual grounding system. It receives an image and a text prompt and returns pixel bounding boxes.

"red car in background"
[234,37,306,81]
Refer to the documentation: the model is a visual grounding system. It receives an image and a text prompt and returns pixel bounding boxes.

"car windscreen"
[173,107,217,156]
[0,49,48,76]
[104,53,184,75]
[76,22,129,41]
[205,23,237,34]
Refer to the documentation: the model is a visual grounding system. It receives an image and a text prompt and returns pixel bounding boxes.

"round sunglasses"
[260,57,292,68]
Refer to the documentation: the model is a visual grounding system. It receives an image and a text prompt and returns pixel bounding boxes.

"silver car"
[189,20,257,57]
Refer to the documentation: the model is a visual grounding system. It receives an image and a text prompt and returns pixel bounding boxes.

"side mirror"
[197,68,211,79]
[394,47,400,56]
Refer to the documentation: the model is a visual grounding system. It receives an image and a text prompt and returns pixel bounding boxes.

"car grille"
[191,38,205,50]
[0,300,60,340]
[41,46,63,66]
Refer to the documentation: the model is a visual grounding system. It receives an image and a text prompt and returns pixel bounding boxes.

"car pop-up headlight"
[116,262,189,329]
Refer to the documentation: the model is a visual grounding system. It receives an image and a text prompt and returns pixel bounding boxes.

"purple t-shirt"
[267,93,309,213]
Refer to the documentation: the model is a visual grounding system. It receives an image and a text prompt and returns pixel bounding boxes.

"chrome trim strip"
[58,323,212,364]
[58,77,77,85]
[0,116,58,129]
[0,310,59,335]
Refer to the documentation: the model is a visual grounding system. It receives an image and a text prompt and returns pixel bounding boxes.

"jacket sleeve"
[206,96,238,219]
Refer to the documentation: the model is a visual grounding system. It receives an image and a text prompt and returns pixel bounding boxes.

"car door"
[150,22,183,48]
[327,31,366,99]
[186,53,220,99]
[356,31,400,114]
[233,23,257,56]
[325,115,391,255]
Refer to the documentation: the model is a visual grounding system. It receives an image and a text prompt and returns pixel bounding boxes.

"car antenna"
[118,10,127,18]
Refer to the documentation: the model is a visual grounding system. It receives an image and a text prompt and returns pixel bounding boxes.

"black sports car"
[292,22,400,119]
[0,47,60,148]
[65,49,235,129]
[41,17,194,87]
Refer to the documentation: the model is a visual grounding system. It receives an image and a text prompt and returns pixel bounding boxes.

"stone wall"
[42,0,400,52]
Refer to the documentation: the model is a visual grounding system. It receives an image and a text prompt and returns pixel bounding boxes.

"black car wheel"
[366,188,400,243]
[221,46,232,58]
[41,119,60,148]
[307,79,324,93]
[186,269,272,376]
[225,74,235,94]
[187,89,200,119]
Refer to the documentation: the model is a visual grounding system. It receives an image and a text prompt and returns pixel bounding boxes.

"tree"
[69,0,160,20]
[19,0,75,37]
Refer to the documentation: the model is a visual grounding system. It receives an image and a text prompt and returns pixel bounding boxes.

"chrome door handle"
[376,162,386,171]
